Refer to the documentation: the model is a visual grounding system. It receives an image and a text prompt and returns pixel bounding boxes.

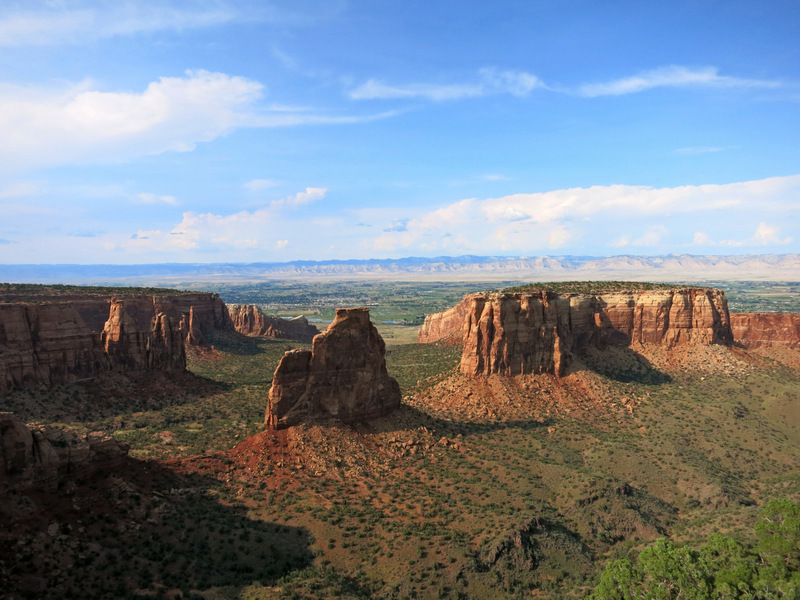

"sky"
[0,0,799,265]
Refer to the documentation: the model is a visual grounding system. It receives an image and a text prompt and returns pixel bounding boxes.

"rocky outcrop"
[228,305,320,342]
[0,303,109,395]
[0,298,187,395]
[102,299,186,371]
[0,290,239,395]
[420,288,733,377]
[0,412,129,494]
[266,307,401,429]
[730,313,800,349]
[417,299,472,345]
[157,293,234,345]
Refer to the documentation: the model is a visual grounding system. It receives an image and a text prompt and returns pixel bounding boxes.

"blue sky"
[1,0,799,264]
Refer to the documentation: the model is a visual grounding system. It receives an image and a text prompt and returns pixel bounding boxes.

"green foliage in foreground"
[589,499,800,599]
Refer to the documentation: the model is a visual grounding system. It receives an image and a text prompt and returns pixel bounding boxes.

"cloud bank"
[0,70,394,173]
[3,176,797,263]
[0,1,236,47]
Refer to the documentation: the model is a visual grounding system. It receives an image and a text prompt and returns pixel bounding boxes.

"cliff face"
[266,307,401,429]
[0,298,188,395]
[0,291,240,395]
[228,305,320,342]
[0,303,109,395]
[417,300,472,345]
[0,412,129,494]
[157,293,233,345]
[101,299,186,372]
[421,288,733,377]
[730,313,800,349]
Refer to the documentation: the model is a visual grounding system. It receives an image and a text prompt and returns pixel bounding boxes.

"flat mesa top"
[500,281,681,295]
[0,283,197,303]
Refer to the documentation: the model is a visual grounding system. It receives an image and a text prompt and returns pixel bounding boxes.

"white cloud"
[751,222,792,245]
[632,225,668,246]
[270,187,326,209]
[481,173,510,182]
[137,192,178,205]
[349,64,779,104]
[579,65,780,97]
[609,227,668,248]
[719,222,793,247]
[119,187,327,254]
[0,71,393,173]
[0,70,262,171]
[244,179,281,192]
[480,175,800,224]
[674,146,727,155]
[372,176,800,255]
[349,68,542,101]
[692,232,713,245]
[0,1,236,47]
[24,177,796,263]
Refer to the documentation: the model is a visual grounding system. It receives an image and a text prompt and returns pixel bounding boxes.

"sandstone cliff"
[228,305,320,342]
[0,412,129,494]
[102,298,186,372]
[156,292,234,345]
[266,307,401,429]
[0,298,185,395]
[420,288,733,377]
[730,313,800,349]
[0,303,109,395]
[416,299,472,345]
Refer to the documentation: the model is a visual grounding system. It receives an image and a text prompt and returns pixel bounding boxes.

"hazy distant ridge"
[2,254,799,285]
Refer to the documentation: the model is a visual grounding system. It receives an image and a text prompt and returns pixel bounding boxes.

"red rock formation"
[156,292,233,345]
[0,298,187,395]
[228,304,320,342]
[421,288,733,377]
[417,299,472,345]
[101,298,186,372]
[0,303,108,395]
[266,307,401,429]
[730,313,800,349]
[0,412,129,494]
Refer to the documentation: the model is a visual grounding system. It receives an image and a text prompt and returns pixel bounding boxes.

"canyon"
[0,291,232,395]
[3,280,800,599]
[228,304,320,342]
[266,307,401,429]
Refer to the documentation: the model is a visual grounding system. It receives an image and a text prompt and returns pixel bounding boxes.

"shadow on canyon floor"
[0,458,313,600]
[572,345,673,385]
[349,404,555,438]
[205,330,309,357]
[0,371,229,423]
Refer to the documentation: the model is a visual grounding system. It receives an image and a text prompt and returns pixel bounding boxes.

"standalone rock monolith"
[266,307,401,429]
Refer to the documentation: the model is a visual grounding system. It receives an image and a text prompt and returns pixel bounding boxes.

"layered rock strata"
[420,288,733,377]
[730,313,800,349]
[0,298,187,395]
[266,307,401,429]
[158,293,234,345]
[0,411,129,494]
[416,298,472,345]
[101,299,186,372]
[228,305,320,342]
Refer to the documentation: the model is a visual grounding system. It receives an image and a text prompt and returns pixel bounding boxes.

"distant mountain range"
[2,254,800,285]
